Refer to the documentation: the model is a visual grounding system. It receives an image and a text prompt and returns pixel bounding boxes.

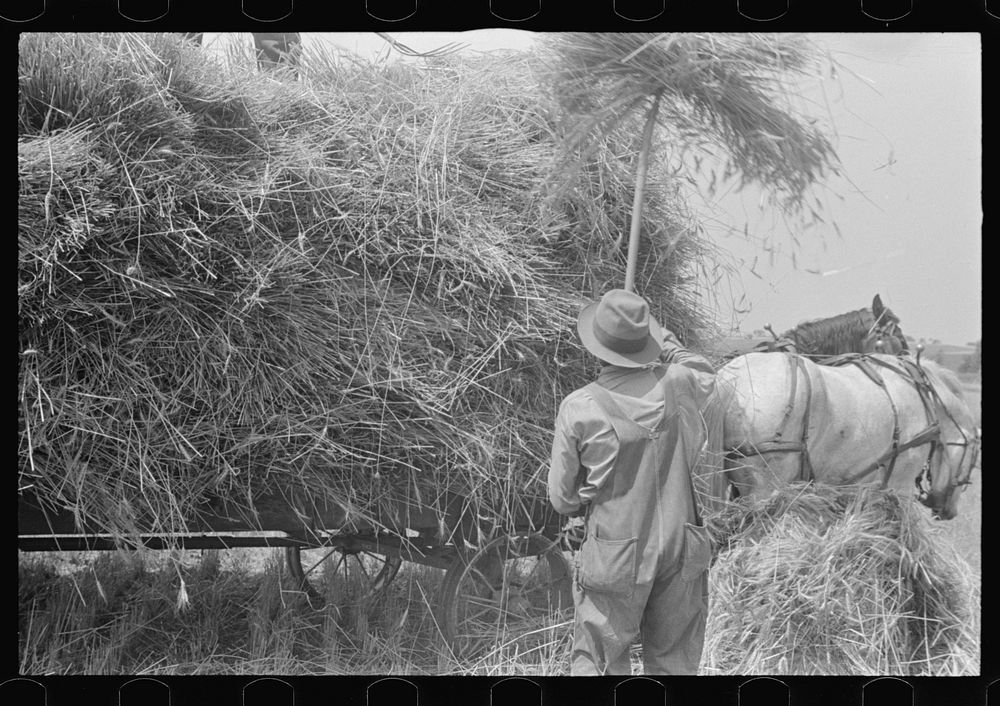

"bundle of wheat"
[702,483,979,675]
[547,32,839,212]
[18,33,718,541]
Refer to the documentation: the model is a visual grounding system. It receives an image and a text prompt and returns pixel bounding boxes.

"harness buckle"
[914,458,933,497]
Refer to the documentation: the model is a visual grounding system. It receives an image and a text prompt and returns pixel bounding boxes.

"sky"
[201,32,982,345]
[708,33,982,346]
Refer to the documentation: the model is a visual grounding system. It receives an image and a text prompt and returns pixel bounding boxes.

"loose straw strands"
[545,33,839,213]
[702,483,979,675]
[18,32,716,540]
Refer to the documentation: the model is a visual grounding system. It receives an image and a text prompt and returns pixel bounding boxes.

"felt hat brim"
[577,301,664,368]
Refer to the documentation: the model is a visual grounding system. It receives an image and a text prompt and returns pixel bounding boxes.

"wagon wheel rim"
[285,546,402,605]
[440,532,572,663]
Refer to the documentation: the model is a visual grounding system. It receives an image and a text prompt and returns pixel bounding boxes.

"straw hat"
[577,289,663,368]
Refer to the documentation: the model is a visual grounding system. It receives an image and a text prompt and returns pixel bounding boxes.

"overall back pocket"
[578,534,638,596]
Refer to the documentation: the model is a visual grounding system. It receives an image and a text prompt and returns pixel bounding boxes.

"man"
[252,32,302,75]
[178,33,302,77]
[548,288,716,675]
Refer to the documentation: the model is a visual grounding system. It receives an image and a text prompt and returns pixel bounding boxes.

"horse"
[754,294,908,357]
[714,352,979,520]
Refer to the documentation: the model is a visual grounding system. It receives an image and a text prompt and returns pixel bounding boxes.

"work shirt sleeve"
[659,329,716,410]
[548,393,618,516]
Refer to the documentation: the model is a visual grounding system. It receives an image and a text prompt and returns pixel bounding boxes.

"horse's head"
[864,294,908,355]
[923,426,979,520]
[918,367,979,520]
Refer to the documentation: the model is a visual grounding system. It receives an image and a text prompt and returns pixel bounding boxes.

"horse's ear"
[872,294,885,318]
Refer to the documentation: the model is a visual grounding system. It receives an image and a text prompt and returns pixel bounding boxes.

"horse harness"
[835,355,939,495]
[727,353,978,504]
[727,353,815,482]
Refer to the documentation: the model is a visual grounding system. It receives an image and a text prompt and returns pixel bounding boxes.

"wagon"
[18,485,574,659]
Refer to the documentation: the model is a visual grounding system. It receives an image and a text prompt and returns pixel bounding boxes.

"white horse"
[715,352,979,519]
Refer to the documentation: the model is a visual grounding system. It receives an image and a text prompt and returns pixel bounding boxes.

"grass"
[18,547,574,675]
[20,468,981,676]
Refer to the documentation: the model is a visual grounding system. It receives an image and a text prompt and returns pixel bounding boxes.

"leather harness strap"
[839,357,902,487]
[797,356,814,482]
[727,353,814,482]
[776,351,800,439]
[822,354,942,491]
[840,420,941,486]
[895,356,980,491]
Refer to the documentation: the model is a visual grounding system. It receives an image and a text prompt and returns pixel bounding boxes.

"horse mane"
[782,308,874,356]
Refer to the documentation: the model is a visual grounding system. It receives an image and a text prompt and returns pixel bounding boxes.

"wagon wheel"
[439,532,573,660]
[285,544,402,605]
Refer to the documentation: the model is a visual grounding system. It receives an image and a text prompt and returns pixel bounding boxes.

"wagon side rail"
[21,486,484,560]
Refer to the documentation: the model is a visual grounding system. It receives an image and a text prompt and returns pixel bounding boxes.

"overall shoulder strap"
[583,381,632,426]
[654,366,705,525]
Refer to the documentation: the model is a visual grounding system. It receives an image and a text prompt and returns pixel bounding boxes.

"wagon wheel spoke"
[341,552,351,587]
[302,547,340,579]
[355,551,399,592]
[285,544,403,607]
[353,555,371,579]
[331,552,347,575]
[343,553,368,600]
[440,532,573,663]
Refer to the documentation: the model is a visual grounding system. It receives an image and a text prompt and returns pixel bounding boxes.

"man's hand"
[661,328,683,347]
[559,515,586,550]
[659,328,684,362]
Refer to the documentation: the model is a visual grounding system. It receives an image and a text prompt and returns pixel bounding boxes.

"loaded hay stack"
[702,483,979,675]
[18,33,713,541]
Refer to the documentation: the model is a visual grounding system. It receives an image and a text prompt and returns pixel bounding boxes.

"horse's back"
[717,353,805,436]
[717,353,824,494]
[718,351,877,453]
